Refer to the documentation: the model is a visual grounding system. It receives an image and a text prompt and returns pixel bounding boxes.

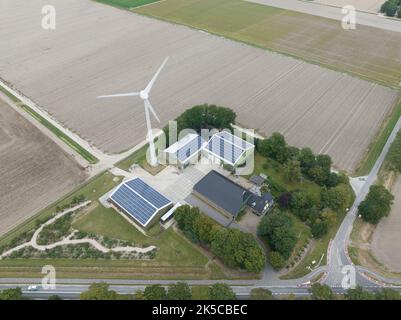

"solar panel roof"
[110,178,172,227]
[176,135,206,163]
[205,131,254,165]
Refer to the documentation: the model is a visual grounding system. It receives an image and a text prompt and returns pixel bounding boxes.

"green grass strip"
[356,99,401,176]
[0,85,98,164]
[95,0,161,10]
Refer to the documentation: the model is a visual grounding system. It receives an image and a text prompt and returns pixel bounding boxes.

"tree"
[0,287,24,300]
[358,185,394,224]
[250,288,274,300]
[346,286,375,300]
[321,209,337,227]
[321,184,351,212]
[269,251,286,270]
[174,104,236,134]
[167,282,192,300]
[209,283,236,300]
[194,213,215,244]
[311,218,329,238]
[385,2,398,16]
[48,295,62,300]
[299,148,316,172]
[211,228,265,273]
[290,191,309,211]
[278,192,292,208]
[80,282,118,300]
[175,205,265,273]
[258,210,296,259]
[285,159,302,182]
[258,132,289,163]
[144,285,167,300]
[309,283,334,300]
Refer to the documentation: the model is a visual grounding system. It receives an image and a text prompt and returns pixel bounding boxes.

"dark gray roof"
[250,175,265,186]
[247,192,274,214]
[193,170,250,216]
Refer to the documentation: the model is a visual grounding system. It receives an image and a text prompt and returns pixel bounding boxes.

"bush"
[311,219,329,239]
[269,251,286,270]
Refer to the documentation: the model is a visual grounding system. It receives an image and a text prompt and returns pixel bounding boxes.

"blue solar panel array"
[110,178,171,226]
[206,135,245,165]
[217,131,253,149]
[176,136,205,163]
[126,178,171,209]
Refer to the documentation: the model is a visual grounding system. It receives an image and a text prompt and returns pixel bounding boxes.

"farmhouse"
[109,177,173,229]
[193,170,273,219]
[247,192,274,216]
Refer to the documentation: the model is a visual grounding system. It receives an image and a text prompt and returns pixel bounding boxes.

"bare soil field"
[372,176,401,272]
[0,99,86,237]
[315,0,383,12]
[0,0,399,172]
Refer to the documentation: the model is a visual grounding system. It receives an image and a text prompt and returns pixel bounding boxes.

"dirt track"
[0,0,399,172]
[372,176,401,272]
[0,99,86,236]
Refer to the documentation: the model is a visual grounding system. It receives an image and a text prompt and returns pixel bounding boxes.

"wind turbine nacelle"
[140,90,149,100]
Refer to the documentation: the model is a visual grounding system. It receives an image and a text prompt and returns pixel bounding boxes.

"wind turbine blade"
[144,57,169,95]
[97,92,140,99]
[145,99,160,123]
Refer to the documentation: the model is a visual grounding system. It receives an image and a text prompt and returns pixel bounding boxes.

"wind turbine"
[97,57,169,167]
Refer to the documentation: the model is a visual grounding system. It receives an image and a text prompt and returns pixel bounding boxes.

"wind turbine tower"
[98,57,169,167]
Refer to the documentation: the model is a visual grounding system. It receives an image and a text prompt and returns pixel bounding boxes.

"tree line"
[174,205,266,273]
[257,132,342,188]
[310,283,401,300]
[164,104,237,145]
[255,133,354,269]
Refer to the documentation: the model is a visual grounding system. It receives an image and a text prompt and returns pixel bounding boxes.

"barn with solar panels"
[164,133,206,168]
[109,178,173,229]
[203,131,254,167]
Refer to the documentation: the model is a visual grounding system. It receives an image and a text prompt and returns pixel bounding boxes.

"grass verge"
[95,0,161,9]
[0,85,98,164]
[355,99,401,176]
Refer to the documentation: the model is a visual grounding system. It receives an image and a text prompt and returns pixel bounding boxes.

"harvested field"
[0,0,399,172]
[137,0,401,87]
[371,176,401,272]
[0,99,86,237]
[315,0,383,12]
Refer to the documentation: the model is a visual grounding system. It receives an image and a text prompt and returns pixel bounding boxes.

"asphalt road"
[325,114,401,287]
[0,283,389,300]
[247,0,401,33]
